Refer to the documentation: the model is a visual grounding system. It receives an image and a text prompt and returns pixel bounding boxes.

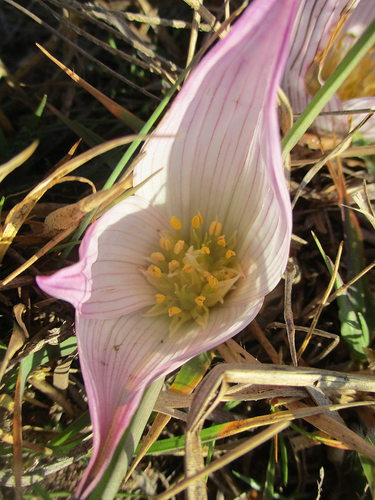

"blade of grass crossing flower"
[87,378,164,500]
[62,49,210,260]
[102,52,205,192]
[313,233,369,361]
[282,17,375,160]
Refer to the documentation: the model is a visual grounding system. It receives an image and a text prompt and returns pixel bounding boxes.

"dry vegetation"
[1,1,375,499]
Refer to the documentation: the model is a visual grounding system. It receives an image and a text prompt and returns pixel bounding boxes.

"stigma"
[141,213,243,335]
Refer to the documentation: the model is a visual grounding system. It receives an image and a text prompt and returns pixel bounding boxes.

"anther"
[195,296,206,307]
[209,220,222,236]
[169,260,180,272]
[169,307,182,317]
[183,264,193,273]
[226,250,236,259]
[151,252,165,262]
[174,240,185,255]
[160,237,171,251]
[192,212,203,229]
[171,216,182,230]
[156,294,166,303]
[218,235,226,247]
[148,265,162,278]
[209,275,218,288]
[200,246,210,255]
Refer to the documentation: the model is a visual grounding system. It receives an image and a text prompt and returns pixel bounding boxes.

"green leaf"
[313,233,369,361]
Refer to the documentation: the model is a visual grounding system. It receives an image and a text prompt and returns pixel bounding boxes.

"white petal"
[74,299,263,497]
[134,0,298,234]
[38,196,170,318]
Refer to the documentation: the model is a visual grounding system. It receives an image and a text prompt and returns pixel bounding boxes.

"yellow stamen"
[218,235,226,247]
[209,220,222,236]
[192,212,203,228]
[151,252,165,262]
[174,240,185,255]
[142,213,242,335]
[169,306,182,317]
[159,237,171,251]
[224,272,235,280]
[195,296,206,307]
[148,265,162,278]
[209,275,218,288]
[169,260,180,272]
[183,264,193,273]
[171,216,182,230]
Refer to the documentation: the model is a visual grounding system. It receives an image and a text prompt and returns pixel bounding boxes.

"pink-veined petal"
[282,0,347,110]
[134,0,298,235]
[282,0,375,136]
[37,197,169,318]
[344,97,375,139]
[74,298,263,498]
[36,0,300,497]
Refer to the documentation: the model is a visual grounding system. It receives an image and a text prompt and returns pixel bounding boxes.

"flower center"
[305,33,375,101]
[141,213,243,335]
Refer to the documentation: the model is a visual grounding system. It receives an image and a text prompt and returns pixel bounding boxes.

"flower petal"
[282,0,348,114]
[73,298,263,498]
[344,97,375,139]
[134,0,298,234]
[37,196,170,318]
[282,0,375,136]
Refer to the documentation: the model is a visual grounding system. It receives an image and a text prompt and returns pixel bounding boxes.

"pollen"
[192,212,203,229]
[209,275,218,288]
[209,220,222,236]
[174,240,185,255]
[169,307,182,317]
[171,216,182,230]
[169,260,180,272]
[195,296,206,307]
[148,265,162,278]
[142,213,242,335]
[218,235,226,247]
[151,252,165,262]
[160,237,171,251]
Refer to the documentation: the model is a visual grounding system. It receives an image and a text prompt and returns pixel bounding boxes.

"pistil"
[141,213,243,335]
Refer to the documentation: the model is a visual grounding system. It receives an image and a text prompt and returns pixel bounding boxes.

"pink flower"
[37,0,297,496]
[282,0,375,138]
